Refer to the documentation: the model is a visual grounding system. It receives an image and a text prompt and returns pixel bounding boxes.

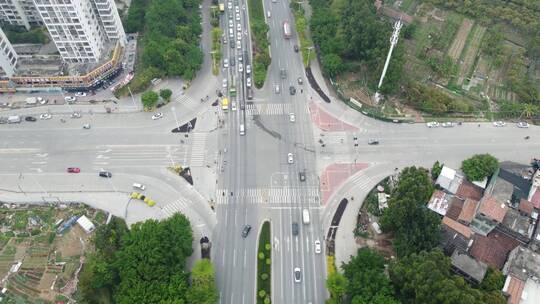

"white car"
[294,267,301,283]
[223,58,229,68]
[238,54,243,62]
[83,123,91,129]
[133,183,146,191]
[287,153,294,164]
[289,113,295,122]
[40,113,52,120]
[314,240,321,254]
[237,23,242,32]
[152,112,163,120]
[426,121,439,128]
[75,92,87,97]
[235,13,240,21]
[235,6,239,13]
[441,122,454,128]
[236,40,241,49]
[246,64,251,74]
[227,2,232,9]
[229,19,233,28]
[237,33,242,41]
[232,102,237,111]
[222,78,228,88]
[238,63,243,73]
[493,121,506,127]
[274,84,280,94]
[246,77,252,87]
[517,121,529,128]
[71,112,81,118]
[64,96,76,102]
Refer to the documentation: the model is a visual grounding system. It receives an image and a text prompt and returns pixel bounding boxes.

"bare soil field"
[457,25,486,85]
[448,18,473,60]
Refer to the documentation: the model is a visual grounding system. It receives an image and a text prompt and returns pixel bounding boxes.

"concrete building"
[92,0,125,43]
[0,26,18,77]
[502,246,540,304]
[0,0,42,30]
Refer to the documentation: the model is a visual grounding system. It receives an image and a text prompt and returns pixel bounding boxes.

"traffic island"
[256,221,271,304]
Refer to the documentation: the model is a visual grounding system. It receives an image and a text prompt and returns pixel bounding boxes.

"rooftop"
[427,190,450,216]
[490,178,515,206]
[440,224,471,256]
[501,208,535,239]
[456,180,484,201]
[458,198,479,225]
[503,275,525,304]
[446,196,465,221]
[503,246,540,282]
[519,199,534,216]
[478,195,508,222]
[436,166,463,194]
[521,278,540,304]
[442,216,472,238]
[451,250,487,283]
[470,231,520,269]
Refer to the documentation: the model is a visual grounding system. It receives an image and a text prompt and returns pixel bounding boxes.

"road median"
[247,0,270,88]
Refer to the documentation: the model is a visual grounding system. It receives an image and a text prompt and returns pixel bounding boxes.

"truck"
[221,97,229,111]
[283,21,291,39]
[219,3,225,12]
[302,209,310,224]
[7,115,21,124]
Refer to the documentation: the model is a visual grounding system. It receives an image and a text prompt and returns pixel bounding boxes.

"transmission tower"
[374,19,403,103]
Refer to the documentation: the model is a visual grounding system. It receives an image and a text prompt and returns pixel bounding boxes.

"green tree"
[431,161,444,180]
[141,91,159,109]
[380,167,440,257]
[389,250,484,304]
[322,53,344,78]
[461,154,499,181]
[326,272,348,302]
[342,248,397,303]
[187,259,219,304]
[159,88,173,101]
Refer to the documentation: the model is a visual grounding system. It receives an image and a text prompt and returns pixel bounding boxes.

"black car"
[299,172,306,182]
[242,225,252,238]
[247,87,253,100]
[99,171,112,178]
[25,116,37,122]
[368,139,379,145]
[294,45,299,52]
[289,86,296,95]
[292,222,299,235]
[230,57,235,66]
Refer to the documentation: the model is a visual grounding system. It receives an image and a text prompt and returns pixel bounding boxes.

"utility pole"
[374,19,403,104]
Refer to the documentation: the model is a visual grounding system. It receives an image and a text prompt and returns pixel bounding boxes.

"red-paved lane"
[309,101,358,132]
[320,163,369,205]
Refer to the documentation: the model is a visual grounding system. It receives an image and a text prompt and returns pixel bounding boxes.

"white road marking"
[233,249,236,267]
[243,249,247,268]
[31,161,46,165]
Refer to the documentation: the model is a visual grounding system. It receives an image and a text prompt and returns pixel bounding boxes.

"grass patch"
[211,27,222,76]
[248,0,270,88]
[256,221,271,304]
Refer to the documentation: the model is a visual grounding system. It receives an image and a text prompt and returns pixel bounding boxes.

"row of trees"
[141,88,172,110]
[122,0,203,93]
[248,0,270,88]
[309,0,405,94]
[79,214,218,303]
[403,82,472,114]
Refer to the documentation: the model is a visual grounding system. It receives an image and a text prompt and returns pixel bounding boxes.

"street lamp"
[127,85,137,109]
[171,106,180,132]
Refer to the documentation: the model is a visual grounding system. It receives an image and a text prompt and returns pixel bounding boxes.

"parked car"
[25,116,37,122]
[297,77,303,85]
[241,225,251,238]
[426,121,439,128]
[75,92,87,97]
[99,171,112,178]
[274,84,280,94]
[517,121,529,128]
[368,139,379,145]
[83,123,91,129]
[287,152,294,164]
[441,122,454,128]
[67,167,80,173]
[152,112,163,120]
[299,172,306,182]
[71,112,81,118]
[40,113,52,120]
[64,96,76,102]
[133,183,146,191]
[493,121,506,127]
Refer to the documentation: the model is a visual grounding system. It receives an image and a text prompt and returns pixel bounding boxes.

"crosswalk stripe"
[189,133,207,167]
[215,187,320,205]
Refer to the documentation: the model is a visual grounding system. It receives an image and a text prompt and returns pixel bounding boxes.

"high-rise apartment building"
[1,0,126,63]
[0,0,42,30]
[0,26,18,77]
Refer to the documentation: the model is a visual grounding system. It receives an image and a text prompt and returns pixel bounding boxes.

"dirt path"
[448,19,473,60]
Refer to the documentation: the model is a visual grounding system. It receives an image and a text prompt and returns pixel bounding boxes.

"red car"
[67,167,80,173]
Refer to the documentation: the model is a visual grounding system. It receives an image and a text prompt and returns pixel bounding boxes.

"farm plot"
[457,25,486,86]
[448,18,473,60]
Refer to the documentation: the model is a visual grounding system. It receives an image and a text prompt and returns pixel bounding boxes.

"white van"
[267,11,271,18]
[302,209,310,224]
[133,183,146,191]
[239,124,245,135]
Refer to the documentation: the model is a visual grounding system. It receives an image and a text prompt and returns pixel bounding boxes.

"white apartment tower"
[0,0,42,30]
[0,26,18,77]
[92,0,125,42]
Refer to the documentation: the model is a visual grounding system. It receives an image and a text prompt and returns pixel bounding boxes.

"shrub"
[258,252,265,260]
[261,273,268,280]
[265,258,271,265]
[265,243,271,251]
[259,290,266,298]
[264,297,271,304]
